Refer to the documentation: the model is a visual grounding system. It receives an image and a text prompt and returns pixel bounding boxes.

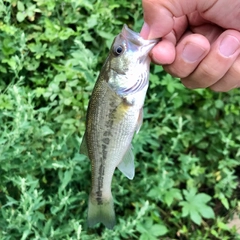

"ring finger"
[181,30,240,89]
[209,55,240,91]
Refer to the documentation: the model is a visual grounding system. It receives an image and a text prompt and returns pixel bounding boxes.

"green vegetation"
[0,0,240,239]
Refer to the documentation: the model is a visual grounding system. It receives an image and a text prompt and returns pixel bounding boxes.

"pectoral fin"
[117,145,135,180]
[80,133,89,157]
[135,108,143,134]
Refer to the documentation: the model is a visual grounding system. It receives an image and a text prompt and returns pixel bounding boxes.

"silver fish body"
[80,25,159,229]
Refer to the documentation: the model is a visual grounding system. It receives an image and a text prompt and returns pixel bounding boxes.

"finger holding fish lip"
[149,33,176,64]
[140,16,188,64]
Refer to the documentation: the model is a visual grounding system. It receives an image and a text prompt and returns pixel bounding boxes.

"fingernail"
[219,35,240,57]
[140,22,150,39]
[182,43,206,63]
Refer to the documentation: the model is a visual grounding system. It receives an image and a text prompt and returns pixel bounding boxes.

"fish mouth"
[121,24,160,54]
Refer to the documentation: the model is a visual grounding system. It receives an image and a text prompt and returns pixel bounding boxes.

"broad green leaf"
[151,224,168,236]
[190,208,202,225]
[180,202,190,217]
[17,1,25,11]
[164,188,182,207]
[16,12,26,22]
[180,189,215,224]
[217,220,230,230]
[194,193,211,204]
[200,206,215,219]
[40,126,54,136]
[215,99,224,109]
[220,196,230,209]
[139,232,155,240]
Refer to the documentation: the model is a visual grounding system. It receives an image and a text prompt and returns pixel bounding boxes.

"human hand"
[140,0,240,91]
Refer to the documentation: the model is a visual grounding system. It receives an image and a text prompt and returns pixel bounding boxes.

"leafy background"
[0,0,240,239]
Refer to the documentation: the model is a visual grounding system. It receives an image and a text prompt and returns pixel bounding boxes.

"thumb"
[141,0,176,39]
[141,0,240,40]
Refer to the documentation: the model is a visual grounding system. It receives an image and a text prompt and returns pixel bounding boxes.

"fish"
[80,24,159,229]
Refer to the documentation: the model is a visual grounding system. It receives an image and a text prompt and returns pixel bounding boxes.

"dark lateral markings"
[103,130,112,136]
[96,160,104,205]
[102,137,110,145]
[95,95,117,205]
[95,139,110,205]
[95,140,109,204]
[105,119,114,129]
[102,144,107,159]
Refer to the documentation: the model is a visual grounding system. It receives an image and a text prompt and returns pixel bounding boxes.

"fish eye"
[113,45,124,56]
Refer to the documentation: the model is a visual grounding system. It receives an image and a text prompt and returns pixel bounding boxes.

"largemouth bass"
[80,24,159,229]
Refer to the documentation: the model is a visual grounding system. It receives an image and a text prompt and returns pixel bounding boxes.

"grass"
[0,0,240,239]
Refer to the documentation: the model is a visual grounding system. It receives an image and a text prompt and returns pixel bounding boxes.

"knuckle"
[230,58,240,77]
[198,62,221,81]
[181,78,198,89]
[164,65,189,79]
[183,62,223,89]
[209,83,228,92]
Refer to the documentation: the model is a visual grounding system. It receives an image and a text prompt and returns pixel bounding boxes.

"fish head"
[107,25,159,97]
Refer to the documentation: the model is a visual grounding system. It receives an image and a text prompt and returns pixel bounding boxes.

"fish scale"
[80,24,159,229]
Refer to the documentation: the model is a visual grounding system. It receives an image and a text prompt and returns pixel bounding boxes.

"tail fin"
[87,195,116,229]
